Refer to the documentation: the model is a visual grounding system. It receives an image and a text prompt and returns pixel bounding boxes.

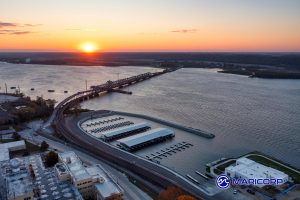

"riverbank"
[1,52,300,79]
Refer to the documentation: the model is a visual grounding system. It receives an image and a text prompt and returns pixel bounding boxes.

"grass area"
[247,155,300,184]
[216,160,236,171]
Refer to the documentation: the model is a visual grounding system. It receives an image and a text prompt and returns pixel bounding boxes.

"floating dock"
[186,174,199,184]
[195,171,209,180]
[145,141,193,160]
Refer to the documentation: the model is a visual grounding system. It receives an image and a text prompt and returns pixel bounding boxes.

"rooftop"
[59,151,91,181]
[117,128,175,148]
[226,158,288,180]
[0,129,16,135]
[2,158,33,199]
[86,165,123,198]
[101,122,149,139]
[0,140,26,161]
[0,154,83,200]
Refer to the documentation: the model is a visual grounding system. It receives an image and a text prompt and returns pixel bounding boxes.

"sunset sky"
[1,0,300,52]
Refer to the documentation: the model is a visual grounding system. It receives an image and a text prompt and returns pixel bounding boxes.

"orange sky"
[1,0,300,52]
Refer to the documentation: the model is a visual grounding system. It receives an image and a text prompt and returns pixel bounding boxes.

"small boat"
[48,90,55,92]
[10,86,16,89]
[64,91,68,93]
[31,88,35,91]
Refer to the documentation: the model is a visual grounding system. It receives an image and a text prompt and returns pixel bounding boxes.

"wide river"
[1,62,299,171]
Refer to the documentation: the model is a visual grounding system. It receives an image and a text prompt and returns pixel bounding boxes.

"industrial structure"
[225,157,289,187]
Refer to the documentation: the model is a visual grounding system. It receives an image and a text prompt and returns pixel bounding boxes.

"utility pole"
[85,80,88,90]
[5,83,7,94]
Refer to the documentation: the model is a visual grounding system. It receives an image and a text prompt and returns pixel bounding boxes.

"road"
[21,121,153,200]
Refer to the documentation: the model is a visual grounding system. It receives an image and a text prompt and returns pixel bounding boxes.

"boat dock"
[195,171,209,180]
[186,174,199,184]
[145,141,193,160]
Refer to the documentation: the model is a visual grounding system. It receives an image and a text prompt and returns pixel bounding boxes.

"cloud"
[24,23,42,27]
[0,30,35,35]
[10,31,35,35]
[0,21,18,28]
[0,21,40,35]
[171,29,198,33]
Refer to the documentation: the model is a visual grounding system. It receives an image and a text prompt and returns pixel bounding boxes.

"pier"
[146,142,193,160]
[195,171,209,180]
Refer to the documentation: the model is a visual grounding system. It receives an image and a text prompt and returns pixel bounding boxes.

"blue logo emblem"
[216,175,230,189]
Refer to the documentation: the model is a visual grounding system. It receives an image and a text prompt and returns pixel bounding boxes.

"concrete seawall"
[86,110,215,139]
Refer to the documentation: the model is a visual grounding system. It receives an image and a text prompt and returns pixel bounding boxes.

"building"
[225,157,289,187]
[57,151,94,199]
[0,154,83,200]
[57,151,123,200]
[117,128,175,151]
[0,140,26,162]
[86,165,123,200]
[99,122,150,141]
[3,158,34,200]
[0,128,16,140]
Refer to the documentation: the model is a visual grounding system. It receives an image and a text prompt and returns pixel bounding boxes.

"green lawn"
[247,155,300,184]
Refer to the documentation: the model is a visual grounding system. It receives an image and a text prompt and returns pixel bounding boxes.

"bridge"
[45,68,215,200]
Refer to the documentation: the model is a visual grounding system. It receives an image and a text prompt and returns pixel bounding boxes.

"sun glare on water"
[80,42,98,53]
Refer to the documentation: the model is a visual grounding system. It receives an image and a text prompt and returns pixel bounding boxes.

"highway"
[48,69,216,200]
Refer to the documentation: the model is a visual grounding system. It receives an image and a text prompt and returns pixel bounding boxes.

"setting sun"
[80,42,98,53]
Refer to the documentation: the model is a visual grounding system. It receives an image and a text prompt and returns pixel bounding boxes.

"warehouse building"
[117,128,175,151]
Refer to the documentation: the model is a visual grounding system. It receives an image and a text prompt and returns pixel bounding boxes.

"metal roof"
[117,128,175,148]
[101,122,149,139]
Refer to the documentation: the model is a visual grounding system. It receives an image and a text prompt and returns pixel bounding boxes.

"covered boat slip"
[117,128,175,151]
[98,122,150,141]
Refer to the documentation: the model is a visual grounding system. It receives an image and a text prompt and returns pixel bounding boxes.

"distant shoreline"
[1,52,300,79]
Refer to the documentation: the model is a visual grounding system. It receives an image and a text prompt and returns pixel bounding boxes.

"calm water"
[1,62,300,172]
